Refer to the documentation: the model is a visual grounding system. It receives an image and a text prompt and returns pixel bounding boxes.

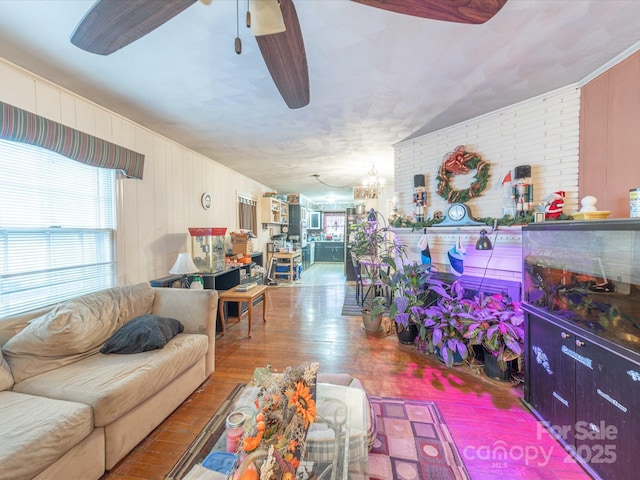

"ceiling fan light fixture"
[249,0,286,36]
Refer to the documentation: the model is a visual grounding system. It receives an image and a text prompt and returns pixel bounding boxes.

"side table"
[218,284,269,338]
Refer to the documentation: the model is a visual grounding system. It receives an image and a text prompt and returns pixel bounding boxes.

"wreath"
[436,145,490,203]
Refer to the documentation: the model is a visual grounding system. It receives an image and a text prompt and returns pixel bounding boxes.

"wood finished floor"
[103,263,590,480]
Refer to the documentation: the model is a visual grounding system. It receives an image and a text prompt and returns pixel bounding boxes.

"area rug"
[368,396,470,480]
[341,284,362,316]
[166,385,470,480]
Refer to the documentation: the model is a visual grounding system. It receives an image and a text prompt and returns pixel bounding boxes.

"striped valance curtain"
[0,101,145,179]
[238,196,257,207]
[238,195,257,235]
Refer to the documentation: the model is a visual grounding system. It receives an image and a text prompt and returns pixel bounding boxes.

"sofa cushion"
[13,333,208,427]
[0,391,94,480]
[100,315,184,354]
[2,283,155,383]
[0,349,14,391]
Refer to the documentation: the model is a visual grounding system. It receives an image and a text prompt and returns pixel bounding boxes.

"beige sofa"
[0,283,218,480]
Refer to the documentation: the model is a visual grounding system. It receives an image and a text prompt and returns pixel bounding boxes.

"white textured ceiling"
[0,1,639,203]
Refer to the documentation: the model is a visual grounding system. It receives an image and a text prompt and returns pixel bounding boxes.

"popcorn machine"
[188,227,227,273]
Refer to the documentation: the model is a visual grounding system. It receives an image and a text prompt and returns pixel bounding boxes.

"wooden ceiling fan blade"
[255,0,309,109]
[71,0,197,55]
[351,0,508,25]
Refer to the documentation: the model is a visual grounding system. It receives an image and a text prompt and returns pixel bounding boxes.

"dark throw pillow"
[100,315,184,354]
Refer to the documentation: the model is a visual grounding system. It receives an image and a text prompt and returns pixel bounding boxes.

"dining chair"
[350,252,365,305]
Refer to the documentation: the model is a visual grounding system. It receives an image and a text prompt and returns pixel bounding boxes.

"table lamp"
[169,253,199,288]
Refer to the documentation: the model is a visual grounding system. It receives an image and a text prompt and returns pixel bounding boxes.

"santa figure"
[544,191,565,219]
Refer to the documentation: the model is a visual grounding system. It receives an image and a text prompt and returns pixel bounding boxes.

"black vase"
[396,322,419,344]
[483,348,514,382]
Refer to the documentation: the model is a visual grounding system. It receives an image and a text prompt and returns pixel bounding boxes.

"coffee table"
[230,383,369,479]
[217,284,268,338]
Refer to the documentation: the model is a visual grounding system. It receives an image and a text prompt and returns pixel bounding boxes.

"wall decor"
[201,192,212,210]
[436,145,490,204]
[435,202,486,227]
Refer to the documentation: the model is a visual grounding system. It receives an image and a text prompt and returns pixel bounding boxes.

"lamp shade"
[475,230,493,250]
[249,0,286,36]
[169,253,199,275]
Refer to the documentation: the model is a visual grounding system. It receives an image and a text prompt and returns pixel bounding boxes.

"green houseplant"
[382,259,432,344]
[421,279,474,367]
[463,292,524,379]
[349,210,405,332]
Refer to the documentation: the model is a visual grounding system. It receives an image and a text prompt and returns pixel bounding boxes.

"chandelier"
[355,164,383,199]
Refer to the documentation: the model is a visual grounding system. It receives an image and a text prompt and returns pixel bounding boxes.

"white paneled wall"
[394,85,581,220]
[0,58,270,285]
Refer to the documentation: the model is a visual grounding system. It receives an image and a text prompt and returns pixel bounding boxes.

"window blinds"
[0,139,116,318]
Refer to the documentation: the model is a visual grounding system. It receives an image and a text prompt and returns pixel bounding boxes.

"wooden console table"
[218,284,269,338]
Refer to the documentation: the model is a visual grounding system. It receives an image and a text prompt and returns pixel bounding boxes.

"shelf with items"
[273,251,302,282]
[261,196,288,226]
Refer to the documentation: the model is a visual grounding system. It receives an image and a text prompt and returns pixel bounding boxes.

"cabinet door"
[527,314,576,446]
[310,211,321,230]
[261,198,279,224]
[574,341,640,479]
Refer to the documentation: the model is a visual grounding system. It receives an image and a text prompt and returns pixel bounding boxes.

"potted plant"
[420,279,474,367]
[463,292,525,381]
[382,259,432,344]
[349,210,405,332]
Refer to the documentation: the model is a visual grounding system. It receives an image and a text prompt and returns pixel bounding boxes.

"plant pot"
[434,346,465,366]
[396,322,419,344]
[483,349,514,382]
[470,344,486,364]
[362,311,383,333]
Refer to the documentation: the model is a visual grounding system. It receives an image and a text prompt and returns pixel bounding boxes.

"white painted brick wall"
[394,85,581,220]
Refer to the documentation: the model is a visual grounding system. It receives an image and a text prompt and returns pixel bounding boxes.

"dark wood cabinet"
[315,242,343,262]
[524,308,640,479]
[526,314,577,446]
[309,211,321,230]
[573,339,639,479]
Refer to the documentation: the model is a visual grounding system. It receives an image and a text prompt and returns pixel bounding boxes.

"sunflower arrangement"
[238,362,319,480]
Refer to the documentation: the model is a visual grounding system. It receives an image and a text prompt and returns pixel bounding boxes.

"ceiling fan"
[70,0,508,109]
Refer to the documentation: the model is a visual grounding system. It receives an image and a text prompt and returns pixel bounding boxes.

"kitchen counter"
[313,241,344,262]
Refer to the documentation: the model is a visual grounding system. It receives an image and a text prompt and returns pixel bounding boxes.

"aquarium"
[522,219,640,355]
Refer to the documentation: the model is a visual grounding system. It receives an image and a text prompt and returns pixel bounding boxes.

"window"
[0,139,116,318]
[238,195,257,235]
[322,212,345,239]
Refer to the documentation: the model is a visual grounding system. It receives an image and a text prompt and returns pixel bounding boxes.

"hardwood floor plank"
[103,263,590,480]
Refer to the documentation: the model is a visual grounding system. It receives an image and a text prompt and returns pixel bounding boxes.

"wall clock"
[201,193,212,210]
[435,202,486,227]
